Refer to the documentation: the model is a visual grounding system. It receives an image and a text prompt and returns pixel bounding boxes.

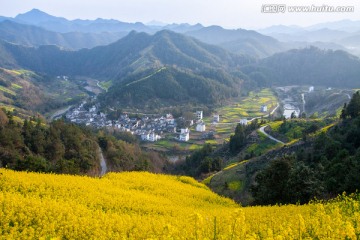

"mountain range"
[0,30,255,108]
[0,30,252,77]
[258,22,360,56]
[0,20,127,50]
[2,9,359,58]
[0,9,286,57]
[1,9,360,111]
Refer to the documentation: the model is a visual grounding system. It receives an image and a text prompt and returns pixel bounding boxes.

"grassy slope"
[0,68,89,117]
[206,120,337,205]
[0,169,359,239]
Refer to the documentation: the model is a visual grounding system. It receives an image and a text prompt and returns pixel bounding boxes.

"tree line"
[0,109,168,175]
[251,92,360,205]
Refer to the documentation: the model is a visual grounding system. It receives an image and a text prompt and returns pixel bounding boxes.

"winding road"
[259,125,285,144]
[96,80,108,92]
[99,147,107,176]
[301,93,306,113]
[49,105,73,120]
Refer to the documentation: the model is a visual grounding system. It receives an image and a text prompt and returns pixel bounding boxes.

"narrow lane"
[259,125,285,144]
[99,147,107,176]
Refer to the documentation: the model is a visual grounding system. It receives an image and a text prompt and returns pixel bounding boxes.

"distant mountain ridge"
[0,9,290,58]
[12,9,152,33]
[185,26,285,58]
[1,9,204,34]
[258,21,360,57]
[0,20,127,50]
[253,47,360,88]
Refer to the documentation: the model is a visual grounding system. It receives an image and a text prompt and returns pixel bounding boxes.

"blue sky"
[0,0,359,29]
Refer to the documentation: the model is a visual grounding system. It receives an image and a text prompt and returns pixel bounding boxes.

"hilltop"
[186,25,285,58]
[256,47,360,88]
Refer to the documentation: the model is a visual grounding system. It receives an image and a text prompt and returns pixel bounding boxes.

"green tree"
[251,156,292,205]
[345,91,360,118]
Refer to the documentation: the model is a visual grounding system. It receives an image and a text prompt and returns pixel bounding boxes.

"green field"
[144,136,204,152]
[99,80,112,91]
[206,88,278,137]
[267,119,334,143]
[0,86,16,96]
[143,88,278,152]
[11,83,23,89]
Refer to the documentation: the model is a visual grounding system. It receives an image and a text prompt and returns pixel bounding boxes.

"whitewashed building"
[240,118,248,125]
[179,128,190,142]
[141,131,161,142]
[196,122,206,132]
[213,114,220,123]
[260,105,268,113]
[196,111,203,120]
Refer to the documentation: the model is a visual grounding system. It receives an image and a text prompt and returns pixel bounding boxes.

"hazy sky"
[0,0,359,29]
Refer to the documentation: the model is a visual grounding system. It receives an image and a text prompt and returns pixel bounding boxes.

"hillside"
[250,47,360,88]
[0,109,168,175]
[186,26,285,58]
[0,67,90,114]
[206,92,360,206]
[99,67,241,108]
[0,20,127,50]
[0,30,254,109]
[0,30,253,78]
[0,169,358,239]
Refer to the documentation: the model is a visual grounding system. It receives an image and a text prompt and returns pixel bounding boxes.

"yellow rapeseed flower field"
[0,169,359,239]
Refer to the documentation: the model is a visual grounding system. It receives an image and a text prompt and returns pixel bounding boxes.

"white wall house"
[239,119,248,125]
[141,133,150,141]
[179,132,189,142]
[213,114,220,122]
[141,131,161,142]
[148,132,161,142]
[89,106,97,113]
[260,105,268,113]
[179,128,190,142]
[196,122,206,132]
[180,128,189,134]
[196,111,203,120]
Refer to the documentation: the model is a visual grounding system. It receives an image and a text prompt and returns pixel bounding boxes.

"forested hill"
[0,109,168,175]
[186,25,285,58]
[0,30,254,108]
[99,66,241,108]
[252,92,360,205]
[0,30,253,79]
[253,47,360,88]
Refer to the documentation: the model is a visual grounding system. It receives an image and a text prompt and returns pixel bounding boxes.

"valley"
[1,6,360,239]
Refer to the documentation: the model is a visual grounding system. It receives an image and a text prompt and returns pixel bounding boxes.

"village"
[63,88,281,149]
[65,101,222,143]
